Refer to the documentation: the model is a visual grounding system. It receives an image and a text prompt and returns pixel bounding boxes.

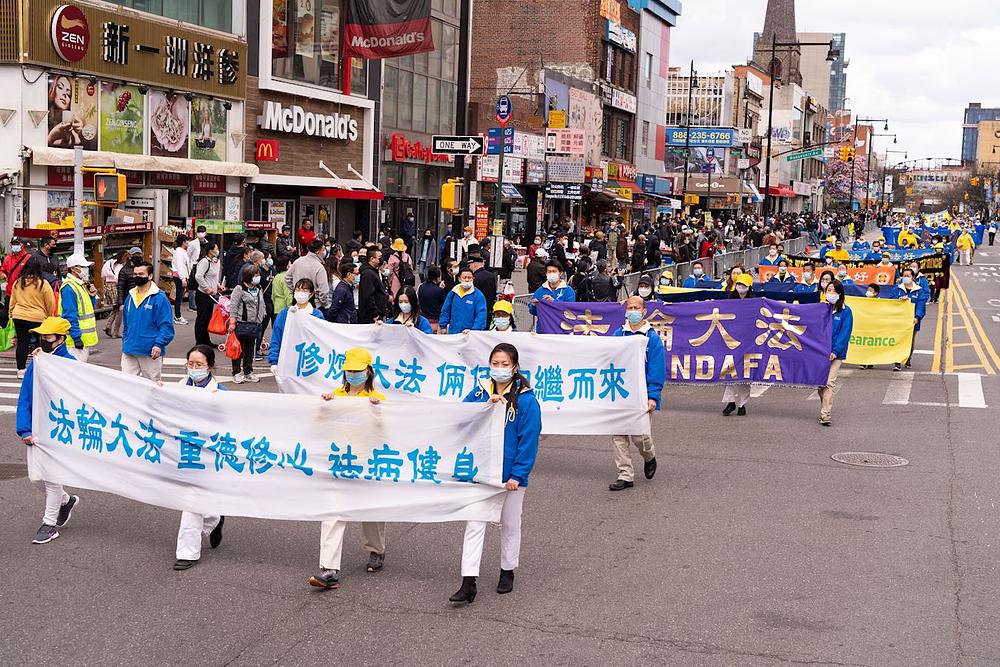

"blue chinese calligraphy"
[394,357,427,394]
[75,404,107,453]
[136,419,165,464]
[177,430,207,470]
[407,446,442,484]
[328,442,363,479]
[209,432,245,473]
[295,341,323,377]
[366,444,404,482]
[437,363,467,397]
[452,446,479,482]
[48,399,74,445]
[598,364,630,402]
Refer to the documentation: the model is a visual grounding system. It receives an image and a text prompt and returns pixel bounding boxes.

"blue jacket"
[865,251,885,262]
[59,277,97,346]
[892,283,928,320]
[852,240,871,251]
[830,305,854,360]
[326,280,357,324]
[122,284,175,357]
[759,255,782,266]
[793,282,817,293]
[439,285,487,332]
[269,306,325,366]
[386,316,433,334]
[17,344,76,438]
[682,274,714,288]
[528,281,576,315]
[767,274,797,285]
[463,380,541,487]
[613,322,665,409]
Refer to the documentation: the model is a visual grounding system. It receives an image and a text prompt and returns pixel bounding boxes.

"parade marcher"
[859,285,881,370]
[101,250,127,338]
[386,286,433,333]
[269,279,326,373]
[10,258,55,378]
[327,261,359,324]
[768,260,797,285]
[228,264,266,383]
[759,243,782,266]
[173,344,226,570]
[723,266,745,292]
[1,238,32,299]
[608,296,665,491]
[358,247,391,324]
[193,242,221,346]
[439,266,487,333]
[682,261,713,288]
[655,269,675,296]
[451,342,541,604]
[170,236,193,325]
[121,261,175,383]
[285,239,331,308]
[490,299,516,332]
[956,227,975,265]
[723,274,754,415]
[835,263,854,285]
[16,317,82,544]
[635,274,656,301]
[311,347,388,590]
[525,248,548,294]
[58,253,98,363]
[528,260,575,316]
[827,240,850,262]
[818,279,854,427]
[892,267,928,371]
[418,266,446,332]
[793,263,817,293]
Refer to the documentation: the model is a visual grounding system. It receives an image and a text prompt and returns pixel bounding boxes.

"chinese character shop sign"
[30,0,246,98]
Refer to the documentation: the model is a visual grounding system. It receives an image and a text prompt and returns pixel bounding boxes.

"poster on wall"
[569,88,603,167]
[320,6,340,64]
[273,0,289,58]
[296,0,316,58]
[47,192,95,227]
[46,75,98,150]
[190,98,228,161]
[99,83,144,155]
[342,0,434,60]
[149,91,191,158]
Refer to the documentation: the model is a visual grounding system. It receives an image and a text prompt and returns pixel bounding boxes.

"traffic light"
[440,178,463,213]
[845,147,856,162]
[683,194,700,205]
[971,176,980,186]
[838,146,849,161]
[94,173,126,205]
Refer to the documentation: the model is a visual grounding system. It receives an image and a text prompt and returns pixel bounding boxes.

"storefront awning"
[500,183,524,200]
[764,185,796,198]
[745,182,763,203]
[27,146,259,178]
[307,187,384,201]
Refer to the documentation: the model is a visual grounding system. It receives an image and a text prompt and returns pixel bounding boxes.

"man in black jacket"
[327,261,358,324]
[222,234,247,290]
[33,235,59,287]
[526,249,548,293]
[117,247,144,305]
[468,253,496,325]
[275,226,296,261]
[358,248,390,323]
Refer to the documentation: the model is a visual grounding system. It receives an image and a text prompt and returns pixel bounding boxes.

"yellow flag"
[844,296,915,365]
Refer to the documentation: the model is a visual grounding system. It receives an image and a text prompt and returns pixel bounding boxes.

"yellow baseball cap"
[660,269,673,280]
[31,317,71,336]
[493,300,514,315]
[735,273,753,288]
[343,347,373,372]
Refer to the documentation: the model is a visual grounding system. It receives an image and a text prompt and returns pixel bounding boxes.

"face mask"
[251,275,261,285]
[866,291,876,298]
[825,258,834,265]
[382,268,391,277]
[837,270,847,278]
[547,273,560,284]
[131,257,143,267]
[76,267,89,281]
[352,275,360,287]
[197,232,206,239]
[187,368,209,383]
[902,277,913,285]
[294,291,311,304]
[625,310,644,324]
[827,292,840,304]
[489,367,514,384]
[693,268,703,277]
[768,250,777,257]
[778,267,787,274]
[10,245,21,253]
[266,258,274,267]
[802,272,813,282]
[910,267,919,275]
[638,287,652,298]
[399,302,412,314]
[345,370,369,387]
[134,275,150,287]
[39,337,61,353]
[493,317,510,330]
[659,278,670,285]
[735,285,749,296]
[534,239,542,245]
[352,253,359,261]
[449,268,458,276]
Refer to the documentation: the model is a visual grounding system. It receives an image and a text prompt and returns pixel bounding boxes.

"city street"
[1,259,999,666]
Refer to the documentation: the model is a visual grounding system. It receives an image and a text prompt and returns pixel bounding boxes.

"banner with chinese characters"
[788,253,949,289]
[275,313,651,436]
[28,353,506,523]
[535,299,833,386]
[759,264,897,286]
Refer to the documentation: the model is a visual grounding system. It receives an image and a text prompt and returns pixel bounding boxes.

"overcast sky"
[669,0,1000,165]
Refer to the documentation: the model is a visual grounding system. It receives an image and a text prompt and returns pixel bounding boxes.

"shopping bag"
[224,332,242,360]
[208,304,229,335]
[0,318,13,352]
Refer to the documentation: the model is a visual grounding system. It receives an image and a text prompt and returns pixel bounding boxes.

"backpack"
[590,274,613,302]
[397,255,416,287]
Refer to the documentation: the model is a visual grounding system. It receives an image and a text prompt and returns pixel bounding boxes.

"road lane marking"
[953,276,1000,372]
[957,372,988,408]
[932,286,946,373]
[882,372,914,405]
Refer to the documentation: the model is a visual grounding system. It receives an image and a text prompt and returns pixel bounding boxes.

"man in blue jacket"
[528,260,576,315]
[609,296,666,491]
[438,266,487,334]
[16,317,81,545]
[891,266,928,371]
[682,261,715,288]
[121,261,175,382]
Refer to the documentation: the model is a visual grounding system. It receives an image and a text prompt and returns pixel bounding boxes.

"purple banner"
[535,299,832,386]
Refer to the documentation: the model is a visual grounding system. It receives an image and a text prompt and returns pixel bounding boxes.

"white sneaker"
[233,373,246,384]
[246,373,260,383]
[17,369,25,380]
[174,317,189,325]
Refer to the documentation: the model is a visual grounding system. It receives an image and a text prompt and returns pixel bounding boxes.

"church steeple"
[753,0,802,86]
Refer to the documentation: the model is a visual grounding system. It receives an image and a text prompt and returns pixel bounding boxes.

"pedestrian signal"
[441,178,463,213]
[94,173,126,205]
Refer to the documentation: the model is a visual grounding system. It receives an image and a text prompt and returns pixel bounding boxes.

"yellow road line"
[952,284,992,374]
[953,276,1000,372]
[931,287,945,373]
[946,285,956,373]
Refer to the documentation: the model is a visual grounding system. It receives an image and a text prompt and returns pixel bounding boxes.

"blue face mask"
[187,368,209,383]
[625,310,644,325]
[490,367,514,384]
[345,370,369,387]
[493,317,511,330]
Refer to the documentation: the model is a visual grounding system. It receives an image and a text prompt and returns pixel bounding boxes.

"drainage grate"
[831,452,909,468]
[0,463,28,480]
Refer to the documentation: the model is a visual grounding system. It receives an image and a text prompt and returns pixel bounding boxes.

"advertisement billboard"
[665,127,737,147]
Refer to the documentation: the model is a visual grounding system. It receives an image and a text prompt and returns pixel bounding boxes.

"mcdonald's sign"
[255,140,280,162]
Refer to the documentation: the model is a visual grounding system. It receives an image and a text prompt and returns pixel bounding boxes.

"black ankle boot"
[449,576,477,605]
[497,569,515,594]
[722,402,736,416]
[737,406,746,416]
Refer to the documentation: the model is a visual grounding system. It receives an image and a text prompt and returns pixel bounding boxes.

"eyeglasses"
[186,361,210,369]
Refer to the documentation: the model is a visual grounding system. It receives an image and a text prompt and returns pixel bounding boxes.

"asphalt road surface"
[2,258,1000,666]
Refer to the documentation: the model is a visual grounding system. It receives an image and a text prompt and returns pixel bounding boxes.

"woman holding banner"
[723,274,754,416]
[891,267,928,371]
[450,343,541,605]
[818,280,854,427]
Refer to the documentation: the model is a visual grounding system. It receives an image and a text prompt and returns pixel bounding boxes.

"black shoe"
[905,360,912,368]
[737,406,746,416]
[449,576,477,605]
[497,569,515,594]
[173,559,197,570]
[893,363,901,372]
[643,457,657,480]
[56,494,79,527]
[366,551,385,572]
[308,569,340,589]
[209,516,224,549]
[608,479,634,491]
[722,401,736,416]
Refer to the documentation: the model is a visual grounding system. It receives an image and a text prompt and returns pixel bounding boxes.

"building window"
[643,52,653,89]
[383,18,459,133]
[109,0,233,33]
[270,0,368,92]
[601,44,635,92]
[641,120,650,157]
[602,109,633,162]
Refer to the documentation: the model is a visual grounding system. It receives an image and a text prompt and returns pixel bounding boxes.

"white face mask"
[399,302,412,314]
[74,267,89,281]
[197,232,206,239]
[10,245,21,253]
[693,268,703,276]
[837,270,847,278]
[638,287,652,297]
[827,292,840,304]
[547,273,560,284]
[735,284,749,296]
[460,280,473,290]
[802,272,812,282]
[294,291,311,304]
[778,267,787,274]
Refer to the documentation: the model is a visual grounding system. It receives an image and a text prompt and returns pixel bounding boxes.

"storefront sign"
[610,187,633,201]
[149,172,187,187]
[258,101,359,141]
[124,198,154,209]
[342,0,435,60]
[475,205,490,239]
[193,174,227,193]
[548,110,567,129]
[387,132,452,164]
[199,219,245,234]
[225,196,241,221]
[47,166,143,187]
[605,161,637,181]
[478,156,523,183]
[256,140,280,162]
[28,0,246,98]
[584,166,604,180]
[545,128,586,155]
[640,174,656,193]
[793,181,814,196]
[546,156,586,183]
[545,183,583,200]
[525,160,546,185]
[511,132,546,160]
[599,0,621,23]
[245,220,278,231]
[606,20,636,53]
[600,83,637,114]
[266,201,288,228]
[104,221,153,234]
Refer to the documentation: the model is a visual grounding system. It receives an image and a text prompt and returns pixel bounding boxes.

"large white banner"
[275,314,651,435]
[28,353,506,523]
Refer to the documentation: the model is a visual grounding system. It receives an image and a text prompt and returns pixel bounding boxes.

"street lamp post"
[865,132,896,212]
[682,61,698,209]
[762,35,838,220]
[880,149,907,216]
[848,116,889,213]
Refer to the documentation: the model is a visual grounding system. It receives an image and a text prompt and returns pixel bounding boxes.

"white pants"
[73,347,90,363]
[318,520,386,570]
[33,480,69,526]
[175,511,221,561]
[461,489,525,577]
[723,383,751,408]
[960,249,973,265]
[121,353,163,382]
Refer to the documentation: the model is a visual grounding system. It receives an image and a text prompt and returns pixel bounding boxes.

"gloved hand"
[73,338,84,349]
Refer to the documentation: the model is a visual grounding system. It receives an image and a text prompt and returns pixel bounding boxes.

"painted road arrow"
[432,135,486,156]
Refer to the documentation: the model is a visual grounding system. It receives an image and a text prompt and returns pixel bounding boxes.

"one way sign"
[432,135,486,156]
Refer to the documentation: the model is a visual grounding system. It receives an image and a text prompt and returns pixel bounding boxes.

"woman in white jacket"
[170,236,194,325]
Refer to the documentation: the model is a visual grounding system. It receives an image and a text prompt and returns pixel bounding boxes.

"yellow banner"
[844,296,915,365]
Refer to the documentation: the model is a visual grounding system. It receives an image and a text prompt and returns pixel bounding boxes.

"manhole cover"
[831,452,909,468]
[0,463,28,480]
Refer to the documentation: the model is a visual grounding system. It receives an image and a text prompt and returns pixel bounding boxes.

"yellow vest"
[59,277,98,347]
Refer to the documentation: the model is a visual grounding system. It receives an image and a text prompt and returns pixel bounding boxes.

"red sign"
[584,166,604,180]
[193,174,227,193]
[149,172,187,187]
[387,133,451,164]
[47,167,142,188]
[245,220,278,231]
[475,205,490,239]
[255,140,279,162]
[50,4,90,63]
[342,0,435,60]
[605,161,638,181]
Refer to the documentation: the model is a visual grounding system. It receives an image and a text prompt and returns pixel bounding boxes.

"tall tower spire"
[753,0,801,86]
